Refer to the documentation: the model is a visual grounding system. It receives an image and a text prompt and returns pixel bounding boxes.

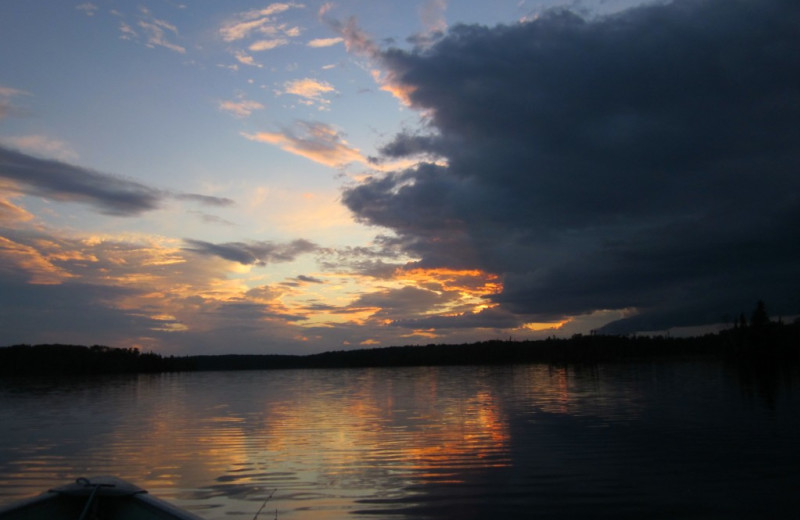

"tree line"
[0,344,190,376]
[2,302,797,376]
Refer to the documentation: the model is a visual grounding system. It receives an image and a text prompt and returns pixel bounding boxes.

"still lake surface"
[1,362,799,519]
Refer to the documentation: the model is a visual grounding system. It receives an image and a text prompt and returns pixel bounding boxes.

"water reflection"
[1,363,799,519]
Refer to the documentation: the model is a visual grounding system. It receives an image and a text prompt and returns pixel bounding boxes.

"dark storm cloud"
[183,238,318,266]
[0,145,236,216]
[343,0,800,332]
[391,307,524,330]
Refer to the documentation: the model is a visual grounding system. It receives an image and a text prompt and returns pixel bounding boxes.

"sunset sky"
[1,0,798,355]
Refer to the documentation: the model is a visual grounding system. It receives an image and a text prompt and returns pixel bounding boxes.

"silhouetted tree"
[751,300,770,329]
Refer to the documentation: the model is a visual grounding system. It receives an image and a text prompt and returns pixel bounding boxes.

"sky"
[1,0,798,355]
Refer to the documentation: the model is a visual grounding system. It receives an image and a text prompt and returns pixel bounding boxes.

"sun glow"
[521,320,569,331]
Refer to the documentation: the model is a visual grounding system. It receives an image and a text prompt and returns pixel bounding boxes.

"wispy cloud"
[118,21,138,41]
[183,238,317,266]
[173,193,235,207]
[137,7,186,54]
[0,85,30,120]
[0,86,29,98]
[320,14,415,105]
[114,6,185,53]
[76,2,98,17]
[2,135,79,162]
[218,95,265,118]
[420,0,447,35]
[220,3,304,68]
[326,15,380,57]
[242,121,366,168]
[220,3,301,42]
[0,145,161,216]
[0,146,235,216]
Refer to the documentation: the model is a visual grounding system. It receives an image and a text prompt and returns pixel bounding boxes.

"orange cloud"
[220,3,299,42]
[0,193,33,224]
[371,69,417,106]
[394,267,502,301]
[218,98,264,118]
[243,122,366,168]
[0,236,74,285]
[282,78,337,109]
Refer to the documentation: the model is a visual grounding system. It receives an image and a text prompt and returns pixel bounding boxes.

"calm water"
[1,362,799,519]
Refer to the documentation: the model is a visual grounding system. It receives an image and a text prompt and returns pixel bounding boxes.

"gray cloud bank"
[0,145,234,215]
[344,0,800,332]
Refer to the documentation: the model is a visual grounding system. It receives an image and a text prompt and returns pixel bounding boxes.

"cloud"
[0,235,74,285]
[76,3,98,16]
[296,274,324,284]
[307,37,343,48]
[220,3,301,42]
[233,51,261,67]
[322,15,380,57]
[0,145,236,216]
[2,135,79,162]
[191,212,235,226]
[419,0,447,33]
[113,6,185,53]
[342,0,800,333]
[0,87,28,97]
[137,7,185,54]
[250,38,289,51]
[283,77,337,107]
[0,85,30,120]
[0,195,33,224]
[0,279,163,347]
[173,193,235,207]
[0,145,162,216]
[218,97,265,118]
[119,21,138,41]
[320,14,418,105]
[220,3,303,68]
[0,226,329,353]
[391,306,524,331]
[412,0,447,48]
[0,230,243,350]
[349,285,455,321]
[183,238,318,266]
[242,121,366,168]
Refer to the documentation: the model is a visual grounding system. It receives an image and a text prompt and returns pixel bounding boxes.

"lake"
[1,361,799,519]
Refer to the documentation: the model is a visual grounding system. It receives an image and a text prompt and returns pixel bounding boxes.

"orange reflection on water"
[0,366,649,520]
[246,368,513,486]
[399,389,511,482]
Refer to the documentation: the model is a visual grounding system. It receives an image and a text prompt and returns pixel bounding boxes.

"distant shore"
[2,320,798,377]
